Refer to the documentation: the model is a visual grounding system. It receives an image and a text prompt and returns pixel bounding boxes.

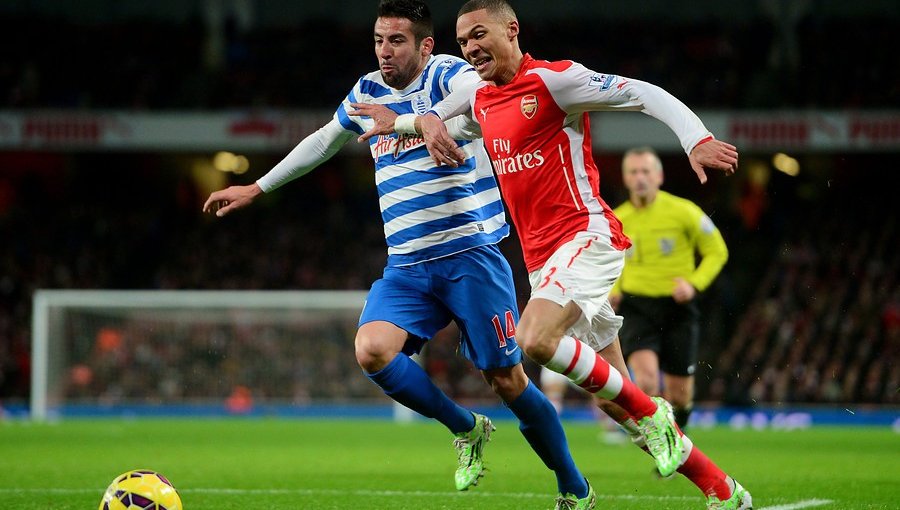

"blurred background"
[0,0,897,421]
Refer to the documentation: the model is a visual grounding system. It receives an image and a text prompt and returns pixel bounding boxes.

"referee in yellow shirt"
[609,146,728,430]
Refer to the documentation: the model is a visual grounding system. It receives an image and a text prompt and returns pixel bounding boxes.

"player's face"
[622,153,664,200]
[374,17,431,89]
[456,9,518,84]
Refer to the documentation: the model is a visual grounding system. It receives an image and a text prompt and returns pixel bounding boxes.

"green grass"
[2,418,898,509]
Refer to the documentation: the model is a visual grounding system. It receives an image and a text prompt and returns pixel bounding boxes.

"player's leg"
[660,299,701,429]
[592,339,645,442]
[662,373,694,429]
[357,272,475,436]
[677,430,753,508]
[592,335,751,506]
[628,350,662,396]
[482,363,593,502]
[520,233,683,476]
[539,365,569,414]
[438,244,592,501]
[618,294,664,397]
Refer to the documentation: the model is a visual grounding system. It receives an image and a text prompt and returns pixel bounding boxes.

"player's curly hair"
[377,0,434,46]
[458,0,517,22]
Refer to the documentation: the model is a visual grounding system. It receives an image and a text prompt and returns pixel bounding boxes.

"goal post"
[30,289,386,421]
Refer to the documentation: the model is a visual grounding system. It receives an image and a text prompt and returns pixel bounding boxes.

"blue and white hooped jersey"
[335,54,508,267]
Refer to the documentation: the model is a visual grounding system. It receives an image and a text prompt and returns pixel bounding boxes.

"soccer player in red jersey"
[351,1,752,508]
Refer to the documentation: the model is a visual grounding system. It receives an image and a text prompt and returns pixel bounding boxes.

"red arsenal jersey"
[474,55,630,271]
[432,54,712,272]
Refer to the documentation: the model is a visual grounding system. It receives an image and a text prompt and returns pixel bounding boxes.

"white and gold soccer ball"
[98,469,183,510]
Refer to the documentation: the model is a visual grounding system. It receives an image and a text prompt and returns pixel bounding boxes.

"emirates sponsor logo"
[491,137,544,175]
[493,149,544,175]
[520,95,538,119]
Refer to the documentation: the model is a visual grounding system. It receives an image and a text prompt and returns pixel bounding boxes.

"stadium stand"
[0,3,897,411]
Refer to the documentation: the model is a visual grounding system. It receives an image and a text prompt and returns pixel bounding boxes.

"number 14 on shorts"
[491,311,517,348]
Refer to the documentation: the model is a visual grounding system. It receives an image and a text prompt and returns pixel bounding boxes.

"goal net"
[30,290,389,420]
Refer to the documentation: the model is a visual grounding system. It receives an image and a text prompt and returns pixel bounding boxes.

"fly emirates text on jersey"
[491,138,544,175]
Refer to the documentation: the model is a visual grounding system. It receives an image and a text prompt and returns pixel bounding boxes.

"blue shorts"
[359,244,523,371]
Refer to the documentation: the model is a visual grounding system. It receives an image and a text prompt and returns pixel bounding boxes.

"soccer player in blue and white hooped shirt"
[203,0,595,504]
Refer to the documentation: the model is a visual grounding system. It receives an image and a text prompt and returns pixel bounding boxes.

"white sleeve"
[535,62,713,155]
[445,112,482,140]
[429,71,480,122]
[256,118,354,192]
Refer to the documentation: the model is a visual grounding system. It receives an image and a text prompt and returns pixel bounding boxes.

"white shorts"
[528,232,625,352]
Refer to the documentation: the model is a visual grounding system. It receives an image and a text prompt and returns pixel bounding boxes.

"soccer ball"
[98,469,183,510]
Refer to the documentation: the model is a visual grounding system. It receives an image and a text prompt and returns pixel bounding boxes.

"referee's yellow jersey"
[611,191,728,298]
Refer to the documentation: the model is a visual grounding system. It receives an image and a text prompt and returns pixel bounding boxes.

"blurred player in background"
[204,1,597,506]
[611,146,729,430]
[352,1,751,508]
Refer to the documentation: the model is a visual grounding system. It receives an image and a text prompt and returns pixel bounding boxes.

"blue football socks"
[507,381,589,498]
[366,354,475,434]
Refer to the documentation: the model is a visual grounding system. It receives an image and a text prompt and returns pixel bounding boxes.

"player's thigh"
[528,233,624,352]
[359,268,451,355]
[519,298,582,347]
[659,301,700,377]
[433,244,523,370]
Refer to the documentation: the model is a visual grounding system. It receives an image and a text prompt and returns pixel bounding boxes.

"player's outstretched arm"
[203,183,263,217]
[688,138,739,184]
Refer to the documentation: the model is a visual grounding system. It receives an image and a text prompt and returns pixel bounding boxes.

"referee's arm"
[684,214,728,292]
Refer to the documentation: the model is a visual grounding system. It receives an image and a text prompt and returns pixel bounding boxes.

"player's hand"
[420,113,466,167]
[689,138,738,184]
[348,103,397,143]
[202,183,263,217]
[672,277,696,304]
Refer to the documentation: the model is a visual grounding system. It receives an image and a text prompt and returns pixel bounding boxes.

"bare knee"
[517,300,582,364]
[355,324,405,373]
[517,316,566,364]
[516,323,558,364]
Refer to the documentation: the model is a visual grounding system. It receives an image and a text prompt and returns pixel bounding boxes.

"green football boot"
[707,479,753,510]
[637,397,684,478]
[452,413,494,490]
[554,479,596,510]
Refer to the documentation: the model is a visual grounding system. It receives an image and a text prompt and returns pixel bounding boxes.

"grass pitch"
[2,418,898,509]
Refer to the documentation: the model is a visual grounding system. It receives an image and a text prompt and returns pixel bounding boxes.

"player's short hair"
[458,0,517,23]
[623,146,663,172]
[377,0,434,46]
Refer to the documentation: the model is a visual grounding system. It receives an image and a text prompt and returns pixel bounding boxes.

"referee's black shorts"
[618,293,700,376]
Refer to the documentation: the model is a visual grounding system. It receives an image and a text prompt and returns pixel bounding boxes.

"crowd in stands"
[1,149,897,409]
[707,174,899,406]
[0,6,897,410]
[1,12,896,110]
